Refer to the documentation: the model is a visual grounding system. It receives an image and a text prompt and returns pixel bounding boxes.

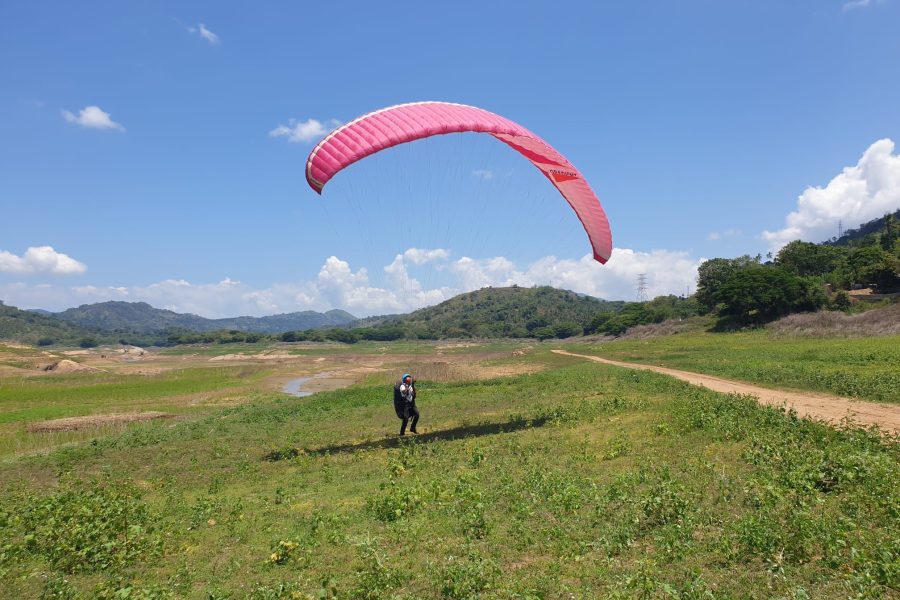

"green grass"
[1,350,897,599]
[0,366,271,457]
[0,367,268,424]
[566,331,900,403]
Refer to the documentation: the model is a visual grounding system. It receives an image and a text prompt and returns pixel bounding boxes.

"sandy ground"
[553,349,900,434]
[42,359,105,373]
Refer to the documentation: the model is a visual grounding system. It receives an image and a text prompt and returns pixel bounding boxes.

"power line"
[637,273,648,302]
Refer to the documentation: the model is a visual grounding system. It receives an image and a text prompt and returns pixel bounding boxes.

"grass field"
[0,366,271,457]
[0,342,898,599]
[566,331,900,404]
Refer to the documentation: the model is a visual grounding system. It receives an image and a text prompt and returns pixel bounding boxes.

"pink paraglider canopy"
[305,101,612,264]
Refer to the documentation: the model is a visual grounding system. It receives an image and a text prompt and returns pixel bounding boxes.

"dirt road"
[552,350,900,434]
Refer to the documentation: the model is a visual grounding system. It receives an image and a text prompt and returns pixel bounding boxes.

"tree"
[713,267,826,325]
[695,255,760,313]
[880,213,898,252]
[324,328,359,344]
[848,246,891,286]
[553,322,583,338]
[79,337,99,348]
[775,240,846,277]
[588,312,615,334]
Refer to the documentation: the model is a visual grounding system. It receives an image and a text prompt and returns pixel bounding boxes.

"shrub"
[17,481,159,574]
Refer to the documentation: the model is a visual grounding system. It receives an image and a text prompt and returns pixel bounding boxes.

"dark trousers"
[400,402,419,435]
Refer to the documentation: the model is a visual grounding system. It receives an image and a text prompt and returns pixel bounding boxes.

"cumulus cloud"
[0,247,701,316]
[62,106,125,131]
[269,118,342,143]
[762,138,900,251]
[472,169,494,180]
[400,248,450,265]
[0,246,87,275]
[188,23,219,44]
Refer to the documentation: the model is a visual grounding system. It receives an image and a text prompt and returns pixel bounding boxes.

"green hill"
[354,286,626,339]
[823,209,900,247]
[0,301,113,347]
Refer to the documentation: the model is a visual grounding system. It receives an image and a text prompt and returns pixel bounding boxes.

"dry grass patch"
[769,303,900,337]
[618,316,712,340]
[27,411,175,432]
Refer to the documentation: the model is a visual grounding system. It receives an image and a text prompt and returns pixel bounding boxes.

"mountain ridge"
[50,301,358,334]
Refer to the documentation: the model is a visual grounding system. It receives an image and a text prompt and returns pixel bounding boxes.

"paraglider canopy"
[305,101,612,264]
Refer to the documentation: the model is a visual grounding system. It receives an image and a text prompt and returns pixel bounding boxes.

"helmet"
[402,373,411,383]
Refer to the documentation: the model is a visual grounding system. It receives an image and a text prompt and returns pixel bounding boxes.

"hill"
[53,301,357,334]
[353,286,626,339]
[0,300,115,347]
[823,209,900,247]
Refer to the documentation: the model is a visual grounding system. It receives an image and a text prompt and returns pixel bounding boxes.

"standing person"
[393,373,419,435]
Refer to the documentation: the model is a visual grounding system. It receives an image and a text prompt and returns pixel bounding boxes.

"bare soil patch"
[553,349,900,434]
[41,359,105,374]
[302,376,356,393]
[475,363,544,379]
[27,411,175,433]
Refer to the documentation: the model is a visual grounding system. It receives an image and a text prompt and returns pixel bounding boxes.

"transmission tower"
[637,273,648,302]
[838,219,843,239]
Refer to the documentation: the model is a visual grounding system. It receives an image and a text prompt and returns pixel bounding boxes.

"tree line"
[693,214,899,327]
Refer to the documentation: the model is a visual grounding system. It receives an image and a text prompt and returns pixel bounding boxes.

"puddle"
[282,377,313,397]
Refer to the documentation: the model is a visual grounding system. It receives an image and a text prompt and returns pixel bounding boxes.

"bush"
[553,322,582,338]
[829,290,851,311]
[532,326,556,340]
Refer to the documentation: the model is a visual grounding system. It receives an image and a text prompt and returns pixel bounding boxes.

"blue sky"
[1,0,899,317]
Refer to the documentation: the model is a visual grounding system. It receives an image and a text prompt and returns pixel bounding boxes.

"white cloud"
[842,0,882,10]
[62,106,125,131]
[762,138,900,251]
[188,23,219,44]
[707,228,742,241]
[0,246,87,275]
[401,248,450,265]
[472,169,494,180]
[0,247,701,317]
[269,118,342,143]
[445,249,700,301]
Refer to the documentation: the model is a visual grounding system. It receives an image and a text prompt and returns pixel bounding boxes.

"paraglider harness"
[393,377,415,419]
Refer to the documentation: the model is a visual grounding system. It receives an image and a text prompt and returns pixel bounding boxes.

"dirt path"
[552,350,900,434]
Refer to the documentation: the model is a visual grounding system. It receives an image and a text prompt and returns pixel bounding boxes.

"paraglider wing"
[305,102,612,264]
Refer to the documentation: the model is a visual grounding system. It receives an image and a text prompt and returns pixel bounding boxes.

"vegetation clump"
[695,212,899,328]
[8,479,160,574]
